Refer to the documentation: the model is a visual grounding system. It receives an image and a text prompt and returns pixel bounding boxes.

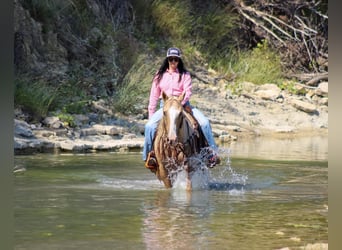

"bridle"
[161,97,201,168]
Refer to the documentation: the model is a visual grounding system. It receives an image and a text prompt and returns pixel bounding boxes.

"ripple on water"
[98,177,162,190]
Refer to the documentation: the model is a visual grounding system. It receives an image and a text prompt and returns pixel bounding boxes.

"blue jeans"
[142,102,217,161]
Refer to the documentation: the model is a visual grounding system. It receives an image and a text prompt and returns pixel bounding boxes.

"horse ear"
[178,92,185,102]
[162,91,169,101]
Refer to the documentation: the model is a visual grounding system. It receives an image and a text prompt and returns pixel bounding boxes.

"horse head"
[161,91,185,144]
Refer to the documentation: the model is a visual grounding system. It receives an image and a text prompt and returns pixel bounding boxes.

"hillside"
[13,0,328,154]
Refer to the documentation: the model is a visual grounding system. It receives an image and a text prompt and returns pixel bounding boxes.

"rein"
[161,101,199,164]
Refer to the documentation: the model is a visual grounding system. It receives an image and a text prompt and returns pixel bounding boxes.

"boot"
[208,153,220,168]
[145,151,158,172]
[203,148,220,168]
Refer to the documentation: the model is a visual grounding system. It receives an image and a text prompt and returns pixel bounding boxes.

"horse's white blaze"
[168,106,180,141]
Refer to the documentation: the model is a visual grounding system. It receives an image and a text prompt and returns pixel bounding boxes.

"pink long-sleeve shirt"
[148,69,192,118]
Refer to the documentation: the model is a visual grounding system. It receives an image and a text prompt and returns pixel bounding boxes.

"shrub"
[232,39,284,85]
[112,55,158,115]
[56,111,76,127]
[14,78,57,121]
[151,0,191,43]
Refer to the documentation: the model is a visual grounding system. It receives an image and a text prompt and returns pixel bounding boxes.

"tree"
[232,0,328,77]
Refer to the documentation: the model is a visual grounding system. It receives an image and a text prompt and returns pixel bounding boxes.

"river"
[14,135,328,250]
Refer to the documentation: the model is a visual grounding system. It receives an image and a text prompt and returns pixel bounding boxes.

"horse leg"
[162,177,172,189]
[157,161,173,188]
[186,178,192,191]
[184,164,192,191]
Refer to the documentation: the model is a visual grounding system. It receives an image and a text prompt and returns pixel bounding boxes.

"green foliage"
[54,64,100,109]
[232,40,284,85]
[14,78,58,121]
[190,3,238,70]
[56,81,88,103]
[62,100,91,114]
[56,111,76,127]
[112,55,158,115]
[151,0,191,43]
[147,0,238,70]
[278,80,306,95]
[225,82,244,96]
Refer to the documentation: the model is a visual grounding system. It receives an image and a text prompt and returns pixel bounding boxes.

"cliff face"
[14,0,68,80]
[14,0,135,90]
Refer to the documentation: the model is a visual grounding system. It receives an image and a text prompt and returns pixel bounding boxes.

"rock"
[290,236,301,242]
[240,81,257,93]
[80,128,98,136]
[92,99,113,114]
[254,83,281,101]
[33,130,56,138]
[289,99,317,114]
[14,136,55,153]
[315,81,328,97]
[293,83,307,95]
[275,126,295,133]
[318,97,328,106]
[14,119,33,138]
[301,243,328,250]
[92,124,124,135]
[55,129,69,137]
[42,116,64,129]
[59,141,86,151]
[122,133,137,139]
[73,114,90,126]
[219,134,237,142]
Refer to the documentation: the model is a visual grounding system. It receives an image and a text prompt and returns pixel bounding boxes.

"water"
[14,136,328,250]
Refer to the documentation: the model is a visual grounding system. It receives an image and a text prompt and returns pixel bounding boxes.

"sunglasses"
[168,57,179,62]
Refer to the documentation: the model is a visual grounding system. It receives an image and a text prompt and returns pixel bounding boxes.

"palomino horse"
[148,92,211,190]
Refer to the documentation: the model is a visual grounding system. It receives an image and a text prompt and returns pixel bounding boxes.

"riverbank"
[14,78,328,155]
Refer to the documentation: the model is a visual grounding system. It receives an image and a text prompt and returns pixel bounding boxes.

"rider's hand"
[193,122,198,130]
[184,105,192,114]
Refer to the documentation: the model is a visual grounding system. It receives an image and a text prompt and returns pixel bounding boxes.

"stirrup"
[145,151,158,172]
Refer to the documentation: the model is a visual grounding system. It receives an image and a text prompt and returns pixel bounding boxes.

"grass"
[232,40,284,85]
[14,78,58,121]
[14,71,94,122]
[151,0,191,43]
[112,54,158,115]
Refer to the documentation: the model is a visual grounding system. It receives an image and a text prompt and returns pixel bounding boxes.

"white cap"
[166,47,181,58]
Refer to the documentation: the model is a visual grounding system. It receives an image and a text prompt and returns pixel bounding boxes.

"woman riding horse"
[142,47,220,177]
[151,91,213,189]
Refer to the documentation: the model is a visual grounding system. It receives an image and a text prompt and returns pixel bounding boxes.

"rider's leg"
[192,107,220,166]
[191,108,217,150]
[142,108,163,161]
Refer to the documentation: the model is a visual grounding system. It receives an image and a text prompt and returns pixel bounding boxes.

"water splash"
[170,147,249,193]
[209,147,249,194]
[172,162,210,191]
[95,147,248,193]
